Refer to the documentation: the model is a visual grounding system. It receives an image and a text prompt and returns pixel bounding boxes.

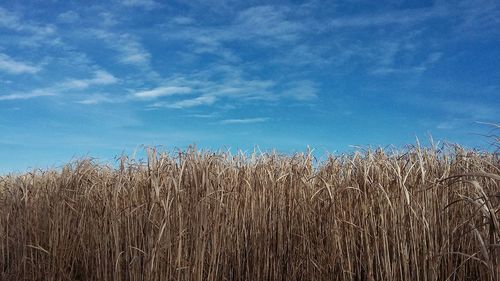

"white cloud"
[118,42,151,66]
[99,12,119,27]
[0,7,60,49]
[403,91,499,122]
[0,90,55,101]
[58,11,79,23]
[436,121,457,130]
[136,64,317,109]
[0,53,40,74]
[370,51,442,76]
[0,69,118,102]
[121,52,150,65]
[62,70,118,90]
[156,95,217,109]
[272,44,332,67]
[234,5,304,41]
[441,100,498,120]
[133,86,192,100]
[0,7,56,35]
[210,79,276,101]
[164,5,305,61]
[0,7,20,30]
[92,70,119,84]
[160,3,459,81]
[91,30,153,68]
[284,80,318,101]
[77,94,116,105]
[172,16,194,25]
[455,0,500,36]
[220,117,270,124]
[371,66,424,75]
[186,113,219,118]
[327,6,447,28]
[418,52,442,71]
[121,0,160,9]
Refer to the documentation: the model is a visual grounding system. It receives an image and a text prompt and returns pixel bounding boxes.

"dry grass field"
[1,144,499,280]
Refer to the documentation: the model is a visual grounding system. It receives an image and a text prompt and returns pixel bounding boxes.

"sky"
[0,0,499,173]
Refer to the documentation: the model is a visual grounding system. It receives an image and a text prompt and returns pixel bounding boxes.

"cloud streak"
[77,94,117,105]
[163,5,306,61]
[220,117,270,124]
[121,0,161,10]
[170,95,217,108]
[0,69,118,101]
[57,11,80,23]
[0,53,40,74]
[62,70,118,90]
[0,90,55,101]
[327,7,447,28]
[0,7,56,34]
[91,30,153,68]
[283,80,318,101]
[136,68,320,109]
[0,7,58,49]
[133,86,192,100]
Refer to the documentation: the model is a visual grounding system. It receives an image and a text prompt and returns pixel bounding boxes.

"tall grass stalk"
[1,144,498,280]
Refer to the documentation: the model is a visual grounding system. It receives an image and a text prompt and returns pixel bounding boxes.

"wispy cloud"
[133,86,192,100]
[436,120,459,130]
[186,112,219,118]
[0,90,55,101]
[77,94,116,105]
[327,6,447,29]
[153,95,216,109]
[234,5,304,41]
[371,51,443,76]
[220,117,270,124]
[402,90,499,123]
[0,7,58,48]
[62,70,118,90]
[272,44,332,67]
[455,0,500,36]
[121,0,161,9]
[0,69,117,102]
[162,3,447,81]
[172,16,194,25]
[0,53,40,74]
[99,12,119,27]
[57,11,79,23]
[284,80,318,101]
[0,7,56,34]
[163,5,306,61]
[91,30,153,68]
[137,63,321,109]
[441,100,499,120]
[0,7,21,30]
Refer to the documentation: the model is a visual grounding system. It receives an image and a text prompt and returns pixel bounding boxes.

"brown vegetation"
[1,144,499,280]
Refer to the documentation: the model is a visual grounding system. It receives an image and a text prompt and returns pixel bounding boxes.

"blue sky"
[0,0,499,173]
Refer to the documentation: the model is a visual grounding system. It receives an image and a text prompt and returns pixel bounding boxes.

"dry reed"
[0,144,499,280]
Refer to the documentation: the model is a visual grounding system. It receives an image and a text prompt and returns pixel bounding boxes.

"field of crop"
[0,144,499,281]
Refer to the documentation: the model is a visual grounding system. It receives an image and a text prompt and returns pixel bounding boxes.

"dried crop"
[1,144,499,280]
